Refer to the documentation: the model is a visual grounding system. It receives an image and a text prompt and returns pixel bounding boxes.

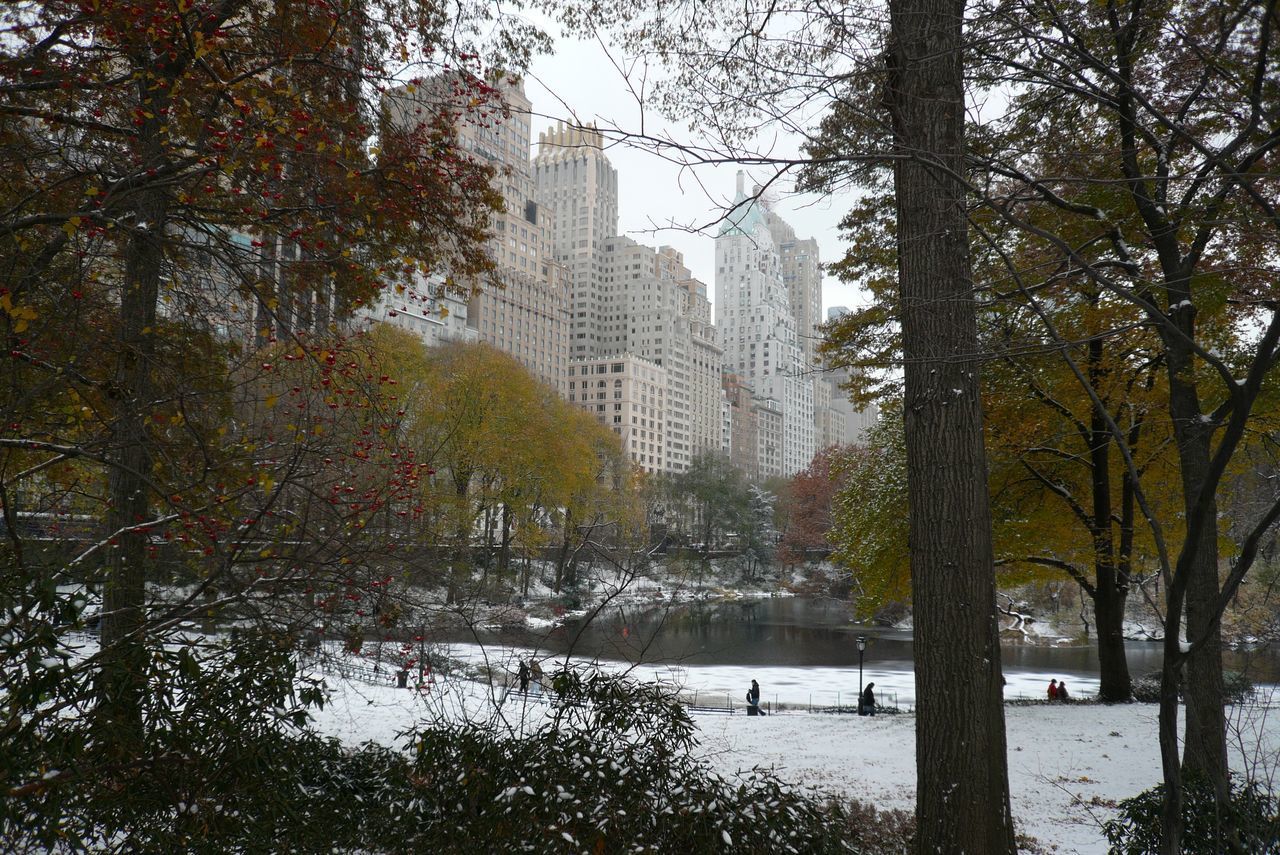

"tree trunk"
[1165,334,1229,800]
[886,1,1016,851]
[1093,576,1131,702]
[1086,330,1132,702]
[554,508,572,594]
[448,475,470,604]
[96,81,170,751]
[498,503,513,582]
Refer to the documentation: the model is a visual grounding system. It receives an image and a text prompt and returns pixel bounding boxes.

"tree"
[777,445,850,569]
[829,407,912,614]
[884,1,1017,848]
[673,451,752,550]
[819,197,1186,703]
[960,3,1280,845]
[542,0,1016,845]
[1,0,539,823]
[388,337,632,601]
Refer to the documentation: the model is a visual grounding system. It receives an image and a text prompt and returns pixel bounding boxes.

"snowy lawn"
[696,701,1280,854]
[308,660,1280,855]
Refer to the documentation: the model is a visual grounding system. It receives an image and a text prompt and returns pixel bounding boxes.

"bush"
[394,665,880,853]
[1102,773,1280,854]
[1130,670,1255,704]
[5,635,912,854]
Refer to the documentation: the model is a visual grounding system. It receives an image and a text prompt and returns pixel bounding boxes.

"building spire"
[736,170,745,196]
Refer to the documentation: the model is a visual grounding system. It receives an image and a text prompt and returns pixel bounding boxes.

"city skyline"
[520,35,867,319]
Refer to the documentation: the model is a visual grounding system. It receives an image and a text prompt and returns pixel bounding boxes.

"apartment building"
[568,355,668,473]
[536,124,721,473]
[715,172,815,476]
[380,77,570,388]
[722,373,760,482]
[532,122,619,361]
[590,237,724,472]
[823,306,879,444]
[767,212,823,370]
[359,272,476,347]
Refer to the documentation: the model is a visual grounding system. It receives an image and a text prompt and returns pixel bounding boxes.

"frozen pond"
[432,597,1280,707]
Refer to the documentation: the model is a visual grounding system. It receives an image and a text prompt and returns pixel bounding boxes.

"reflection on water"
[447,596,1280,683]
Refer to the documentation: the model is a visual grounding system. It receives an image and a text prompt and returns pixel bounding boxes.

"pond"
[438,596,1280,707]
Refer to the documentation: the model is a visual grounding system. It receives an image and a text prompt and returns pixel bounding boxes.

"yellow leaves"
[85,187,99,197]
[265,393,279,409]
[0,293,38,333]
[61,217,82,238]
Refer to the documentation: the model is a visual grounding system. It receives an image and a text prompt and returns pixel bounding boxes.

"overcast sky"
[519,36,868,318]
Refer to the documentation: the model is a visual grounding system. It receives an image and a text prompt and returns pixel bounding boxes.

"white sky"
[520,36,869,318]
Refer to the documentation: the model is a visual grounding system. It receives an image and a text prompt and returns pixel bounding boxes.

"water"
[438,597,1280,705]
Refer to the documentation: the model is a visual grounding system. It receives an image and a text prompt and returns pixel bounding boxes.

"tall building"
[459,79,570,390]
[767,212,823,370]
[722,373,759,481]
[383,77,570,388]
[715,172,815,476]
[590,238,723,471]
[536,124,721,473]
[678,273,725,466]
[568,355,667,473]
[532,122,619,360]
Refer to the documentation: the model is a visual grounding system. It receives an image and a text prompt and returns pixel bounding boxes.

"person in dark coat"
[746,679,764,716]
[1047,679,1059,701]
[858,682,876,716]
[517,660,530,693]
[1057,680,1069,701]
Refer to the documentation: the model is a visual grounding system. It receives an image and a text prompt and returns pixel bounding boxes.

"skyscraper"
[532,122,619,359]
[535,124,721,472]
[715,172,815,476]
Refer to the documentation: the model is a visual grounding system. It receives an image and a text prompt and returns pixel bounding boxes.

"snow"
[306,655,1280,855]
[433,641,1100,708]
[43,628,1280,853]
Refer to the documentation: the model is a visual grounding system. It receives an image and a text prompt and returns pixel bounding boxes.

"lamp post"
[857,635,867,703]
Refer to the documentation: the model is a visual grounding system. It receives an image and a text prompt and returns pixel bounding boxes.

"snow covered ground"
[307,652,1280,855]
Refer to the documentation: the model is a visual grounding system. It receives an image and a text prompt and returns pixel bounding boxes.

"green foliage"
[829,407,910,616]
[1103,774,1280,855]
[4,640,910,854]
[398,666,874,853]
[3,626,334,852]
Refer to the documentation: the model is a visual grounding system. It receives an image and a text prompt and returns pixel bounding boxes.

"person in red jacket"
[1047,678,1059,700]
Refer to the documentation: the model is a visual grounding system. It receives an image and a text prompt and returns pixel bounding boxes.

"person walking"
[746,679,764,716]
[530,660,544,696]
[517,660,530,693]
[858,682,876,716]
[1047,679,1059,701]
